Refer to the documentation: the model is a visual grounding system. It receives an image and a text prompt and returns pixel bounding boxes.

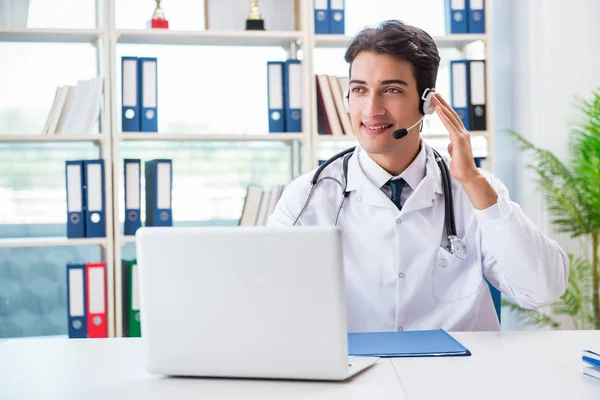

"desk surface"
[1,331,599,400]
[0,337,405,400]
[394,330,600,400]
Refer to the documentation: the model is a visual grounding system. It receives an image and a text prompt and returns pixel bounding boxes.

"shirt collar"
[358,142,427,191]
[345,143,444,197]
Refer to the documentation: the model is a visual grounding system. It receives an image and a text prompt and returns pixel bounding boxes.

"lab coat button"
[398,327,404,332]
[396,218,402,224]
[399,272,405,278]
[357,196,362,202]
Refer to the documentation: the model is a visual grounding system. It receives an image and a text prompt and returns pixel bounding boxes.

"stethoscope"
[292,146,468,259]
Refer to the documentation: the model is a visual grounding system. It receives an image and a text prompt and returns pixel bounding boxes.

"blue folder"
[348,329,471,357]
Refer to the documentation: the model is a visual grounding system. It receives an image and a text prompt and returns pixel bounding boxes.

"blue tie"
[384,178,406,211]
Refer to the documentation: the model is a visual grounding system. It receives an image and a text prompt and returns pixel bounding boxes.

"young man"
[268,20,568,332]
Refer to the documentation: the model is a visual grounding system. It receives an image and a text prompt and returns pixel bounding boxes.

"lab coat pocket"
[431,246,482,303]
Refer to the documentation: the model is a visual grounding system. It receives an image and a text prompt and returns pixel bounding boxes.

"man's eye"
[351,87,365,94]
[385,87,402,94]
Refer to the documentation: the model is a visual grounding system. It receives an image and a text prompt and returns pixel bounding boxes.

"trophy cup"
[245,0,265,30]
[148,0,169,29]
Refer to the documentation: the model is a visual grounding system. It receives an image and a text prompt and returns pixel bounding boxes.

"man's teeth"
[366,125,391,130]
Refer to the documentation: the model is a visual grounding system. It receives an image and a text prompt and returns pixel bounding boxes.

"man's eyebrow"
[380,79,409,86]
[348,79,409,87]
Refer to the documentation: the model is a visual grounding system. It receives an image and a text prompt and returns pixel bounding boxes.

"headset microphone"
[392,116,425,139]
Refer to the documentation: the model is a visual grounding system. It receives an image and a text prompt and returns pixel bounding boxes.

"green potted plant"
[503,88,600,330]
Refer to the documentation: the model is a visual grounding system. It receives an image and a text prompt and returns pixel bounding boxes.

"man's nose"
[362,94,386,118]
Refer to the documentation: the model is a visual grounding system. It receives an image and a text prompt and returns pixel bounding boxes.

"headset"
[292,87,468,259]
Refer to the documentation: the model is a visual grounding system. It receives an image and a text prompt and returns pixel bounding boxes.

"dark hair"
[344,20,441,97]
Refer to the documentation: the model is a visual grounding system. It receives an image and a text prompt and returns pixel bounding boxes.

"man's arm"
[432,92,569,308]
[476,173,569,308]
[267,176,309,227]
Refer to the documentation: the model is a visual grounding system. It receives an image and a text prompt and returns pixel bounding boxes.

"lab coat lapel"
[400,145,445,215]
[344,149,396,210]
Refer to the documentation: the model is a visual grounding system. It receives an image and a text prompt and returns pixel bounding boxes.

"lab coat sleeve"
[475,171,569,309]
[267,174,312,227]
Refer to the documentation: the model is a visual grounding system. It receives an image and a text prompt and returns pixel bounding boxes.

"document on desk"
[348,329,471,357]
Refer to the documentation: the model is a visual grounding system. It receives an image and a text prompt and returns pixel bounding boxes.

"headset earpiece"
[343,89,350,113]
[420,88,436,115]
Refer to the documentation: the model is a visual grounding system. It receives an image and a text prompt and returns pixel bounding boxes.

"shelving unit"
[0,134,106,144]
[0,28,104,43]
[115,29,303,47]
[116,133,304,143]
[1,0,495,338]
[0,237,108,249]
[313,33,487,49]
[0,0,117,337]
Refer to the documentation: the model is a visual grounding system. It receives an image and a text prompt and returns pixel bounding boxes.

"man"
[268,20,568,332]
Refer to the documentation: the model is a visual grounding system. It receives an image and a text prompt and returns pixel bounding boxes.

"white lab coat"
[267,143,569,332]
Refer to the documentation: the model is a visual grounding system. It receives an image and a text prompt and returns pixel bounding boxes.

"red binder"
[86,262,107,338]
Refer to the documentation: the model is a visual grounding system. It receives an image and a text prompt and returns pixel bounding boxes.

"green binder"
[122,259,141,337]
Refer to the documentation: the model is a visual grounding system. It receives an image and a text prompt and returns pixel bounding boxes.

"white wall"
[493,0,600,329]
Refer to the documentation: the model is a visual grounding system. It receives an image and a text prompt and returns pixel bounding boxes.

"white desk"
[0,337,405,400]
[393,330,600,400]
[1,331,599,400]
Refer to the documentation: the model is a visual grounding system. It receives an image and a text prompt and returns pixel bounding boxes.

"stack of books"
[42,77,104,135]
[239,184,285,226]
[582,348,600,379]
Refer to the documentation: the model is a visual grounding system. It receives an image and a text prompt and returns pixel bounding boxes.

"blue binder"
[145,159,173,227]
[267,61,285,132]
[450,60,471,131]
[468,60,487,131]
[83,159,106,238]
[348,329,471,357]
[139,57,158,132]
[467,0,485,33]
[328,0,345,34]
[66,263,87,339]
[284,59,302,132]
[124,159,142,236]
[121,56,140,132]
[65,160,85,238]
[314,0,329,34]
[446,0,468,34]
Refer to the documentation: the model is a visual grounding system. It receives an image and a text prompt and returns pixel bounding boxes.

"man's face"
[348,51,422,155]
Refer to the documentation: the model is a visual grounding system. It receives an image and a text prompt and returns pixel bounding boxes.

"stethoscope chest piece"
[449,235,468,259]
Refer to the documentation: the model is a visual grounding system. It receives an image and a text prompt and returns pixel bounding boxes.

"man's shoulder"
[286,157,347,192]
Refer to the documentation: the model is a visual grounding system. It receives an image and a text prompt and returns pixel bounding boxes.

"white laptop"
[135,225,379,381]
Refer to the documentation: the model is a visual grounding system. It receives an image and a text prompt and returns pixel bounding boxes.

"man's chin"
[356,136,397,155]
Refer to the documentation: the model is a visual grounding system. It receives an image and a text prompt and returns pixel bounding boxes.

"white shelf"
[316,131,488,142]
[116,29,303,47]
[0,28,103,43]
[0,237,108,249]
[117,133,304,142]
[0,134,106,143]
[314,33,488,49]
[121,235,135,245]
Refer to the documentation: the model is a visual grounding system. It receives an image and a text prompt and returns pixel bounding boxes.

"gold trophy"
[245,0,265,30]
[148,0,169,29]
